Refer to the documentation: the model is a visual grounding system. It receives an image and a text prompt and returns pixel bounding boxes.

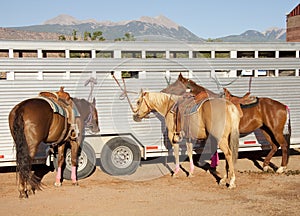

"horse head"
[161,75,187,95]
[86,97,100,134]
[133,89,152,122]
[73,97,100,134]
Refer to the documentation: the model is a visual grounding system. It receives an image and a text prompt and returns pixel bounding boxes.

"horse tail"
[13,107,40,190]
[284,106,291,162]
[229,104,240,164]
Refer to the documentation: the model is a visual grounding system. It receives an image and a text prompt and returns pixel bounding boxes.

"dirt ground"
[0,150,299,216]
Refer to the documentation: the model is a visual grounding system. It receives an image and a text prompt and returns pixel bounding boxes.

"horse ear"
[92,97,96,105]
[178,73,184,81]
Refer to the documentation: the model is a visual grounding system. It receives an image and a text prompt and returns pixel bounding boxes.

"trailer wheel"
[53,142,96,180]
[100,137,141,176]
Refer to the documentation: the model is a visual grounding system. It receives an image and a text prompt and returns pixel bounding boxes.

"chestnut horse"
[8,89,100,198]
[161,73,291,173]
[133,90,240,188]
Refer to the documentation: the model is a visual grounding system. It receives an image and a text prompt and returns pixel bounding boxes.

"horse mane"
[145,92,179,108]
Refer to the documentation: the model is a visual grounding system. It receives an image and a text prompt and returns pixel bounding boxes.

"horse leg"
[55,144,65,186]
[274,133,288,173]
[218,138,236,189]
[19,140,39,198]
[17,173,27,198]
[186,141,194,177]
[261,130,288,173]
[70,140,79,185]
[172,143,180,177]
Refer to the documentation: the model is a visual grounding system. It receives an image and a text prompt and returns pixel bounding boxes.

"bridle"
[135,92,175,118]
[135,94,152,116]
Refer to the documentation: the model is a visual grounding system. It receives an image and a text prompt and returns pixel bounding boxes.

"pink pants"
[210,151,219,168]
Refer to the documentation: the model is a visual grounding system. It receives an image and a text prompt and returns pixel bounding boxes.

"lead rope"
[112,73,137,113]
[248,77,252,93]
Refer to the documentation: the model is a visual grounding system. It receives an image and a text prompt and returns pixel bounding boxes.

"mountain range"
[1,14,286,42]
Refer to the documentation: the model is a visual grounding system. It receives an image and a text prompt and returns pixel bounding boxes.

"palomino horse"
[161,73,291,173]
[8,87,100,198]
[133,90,240,188]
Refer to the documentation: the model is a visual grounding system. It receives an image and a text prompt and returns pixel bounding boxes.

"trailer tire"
[53,142,96,180]
[100,137,141,176]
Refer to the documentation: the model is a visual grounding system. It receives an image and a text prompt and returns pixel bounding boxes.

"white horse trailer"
[0,40,300,178]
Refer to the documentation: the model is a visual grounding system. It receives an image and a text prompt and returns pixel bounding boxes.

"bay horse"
[8,87,100,198]
[161,73,291,173]
[133,90,240,188]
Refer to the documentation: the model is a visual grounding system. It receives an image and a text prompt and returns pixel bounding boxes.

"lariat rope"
[212,73,252,94]
[84,77,97,102]
[111,73,137,113]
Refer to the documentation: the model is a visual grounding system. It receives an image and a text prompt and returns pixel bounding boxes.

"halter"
[136,92,174,119]
[135,94,152,115]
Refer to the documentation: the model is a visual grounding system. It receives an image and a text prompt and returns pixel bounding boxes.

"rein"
[112,73,137,113]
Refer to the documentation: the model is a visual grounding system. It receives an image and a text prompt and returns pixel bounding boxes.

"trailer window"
[279,70,295,76]
[146,51,166,58]
[70,50,91,58]
[122,71,139,79]
[170,51,189,58]
[0,72,7,80]
[237,51,255,58]
[0,49,9,58]
[279,51,296,58]
[96,50,113,58]
[14,50,37,58]
[121,51,142,58]
[258,51,275,58]
[193,51,211,58]
[215,51,230,58]
[42,50,65,58]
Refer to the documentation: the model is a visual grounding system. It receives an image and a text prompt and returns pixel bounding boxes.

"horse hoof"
[172,172,179,178]
[188,173,194,178]
[276,166,287,174]
[19,192,28,199]
[228,183,236,189]
[263,166,272,172]
[54,182,62,187]
[219,179,226,186]
[72,182,79,186]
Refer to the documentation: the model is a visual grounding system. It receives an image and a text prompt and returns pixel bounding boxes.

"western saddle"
[172,88,257,143]
[39,87,79,141]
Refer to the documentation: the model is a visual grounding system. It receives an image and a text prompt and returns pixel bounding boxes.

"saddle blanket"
[240,97,259,109]
[184,98,209,115]
[37,96,80,118]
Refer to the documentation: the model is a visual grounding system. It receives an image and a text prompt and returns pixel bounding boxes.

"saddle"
[39,87,79,142]
[223,88,258,117]
[172,87,258,142]
[172,91,209,142]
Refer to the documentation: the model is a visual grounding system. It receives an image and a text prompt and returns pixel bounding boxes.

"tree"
[72,29,78,41]
[114,33,135,41]
[91,31,105,41]
[58,35,66,41]
[84,31,92,41]
[123,33,135,41]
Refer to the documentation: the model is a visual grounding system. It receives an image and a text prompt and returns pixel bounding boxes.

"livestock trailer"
[0,40,300,178]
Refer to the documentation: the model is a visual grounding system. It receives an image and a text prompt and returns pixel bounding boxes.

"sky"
[0,0,298,38]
